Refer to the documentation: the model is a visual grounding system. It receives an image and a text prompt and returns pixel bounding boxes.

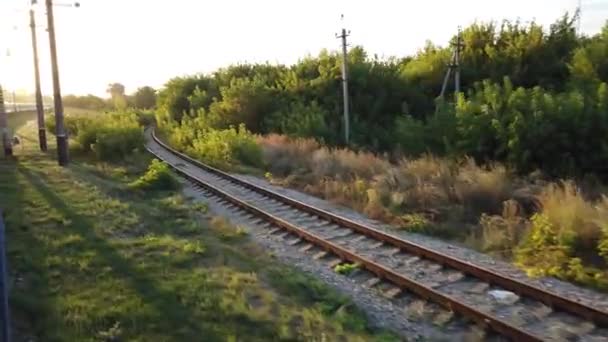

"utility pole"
[0,86,13,157]
[439,27,464,98]
[336,15,350,145]
[45,0,69,165]
[30,8,47,151]
[11,91,17,113]
[577,0,582,35]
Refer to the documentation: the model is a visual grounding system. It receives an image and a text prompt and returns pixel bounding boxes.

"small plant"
[399,214,430,232]
[334,263,359,275]
[210,216,248,240]
[191,202,209,213]
[264,172,273,181]
[129,159,179,191]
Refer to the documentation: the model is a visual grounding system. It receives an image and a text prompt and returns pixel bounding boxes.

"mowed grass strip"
[0,123,397,341]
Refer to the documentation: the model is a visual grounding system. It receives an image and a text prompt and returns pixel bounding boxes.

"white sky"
[0,0,606,97]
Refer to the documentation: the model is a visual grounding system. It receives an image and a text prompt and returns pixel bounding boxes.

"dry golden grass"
[257,134,320,176]
[258,135,520,229]
[535,181,602,252]
[455,160,513,219]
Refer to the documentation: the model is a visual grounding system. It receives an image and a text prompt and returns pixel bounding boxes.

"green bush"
[160,116,263,170]
[392,115,428,156]
[129,159,178,191]
[190,124,263,169]
[46,111,144,161]
[44,115,87,138]
[264,101,330,140]
[96,122,144,160]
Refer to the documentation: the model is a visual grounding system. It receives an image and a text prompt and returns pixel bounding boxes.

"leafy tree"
[107,82,127,110]
[132,86,157,109]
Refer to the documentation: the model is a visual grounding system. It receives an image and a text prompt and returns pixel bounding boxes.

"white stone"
[488,290,520,305]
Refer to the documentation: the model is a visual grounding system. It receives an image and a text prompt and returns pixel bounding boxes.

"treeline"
[62,85,157,111]
[156,13,608,178]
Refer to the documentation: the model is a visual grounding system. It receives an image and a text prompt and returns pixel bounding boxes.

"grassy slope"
[0,121,397,341]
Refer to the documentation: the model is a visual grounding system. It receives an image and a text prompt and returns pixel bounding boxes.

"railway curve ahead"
[145,128,608,341]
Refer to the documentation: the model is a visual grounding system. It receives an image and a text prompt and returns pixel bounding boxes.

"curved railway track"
[146,128,608,341]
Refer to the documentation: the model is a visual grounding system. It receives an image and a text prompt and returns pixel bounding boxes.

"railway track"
[146,128,608,341]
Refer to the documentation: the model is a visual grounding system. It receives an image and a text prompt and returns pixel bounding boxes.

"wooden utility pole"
[30,8,47,151]
[439,27,464,98]
[336,17,351,145]
[11,92,17,113]
[0,86,12,157]
[577,0,582,35]
[45,0,69,165]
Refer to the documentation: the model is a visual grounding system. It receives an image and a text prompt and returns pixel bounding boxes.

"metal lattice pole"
[439,27,464,99]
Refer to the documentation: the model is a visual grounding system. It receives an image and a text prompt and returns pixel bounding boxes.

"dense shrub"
[129,159,178,191]
[45,115,89,138]
[45,111,144,161]
[190,125,262,169]
[160,115,263,170]
[451,78,608,177]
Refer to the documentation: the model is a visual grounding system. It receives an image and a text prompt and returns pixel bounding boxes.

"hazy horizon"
[1,0,607,98]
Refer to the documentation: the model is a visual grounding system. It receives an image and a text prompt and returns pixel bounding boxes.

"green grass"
[0,123,398,341]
